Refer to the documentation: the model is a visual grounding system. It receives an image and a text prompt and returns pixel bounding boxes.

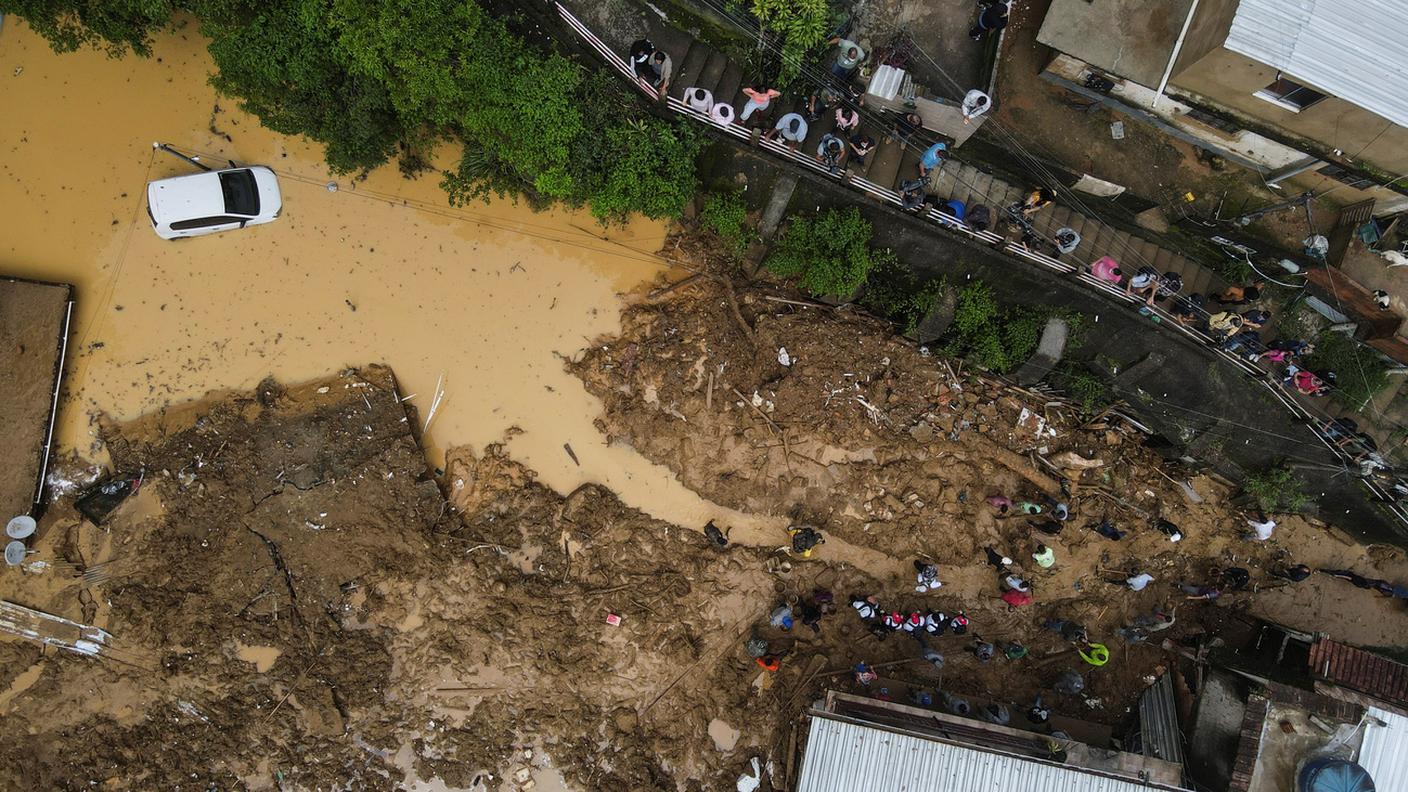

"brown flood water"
[0,19,785,539]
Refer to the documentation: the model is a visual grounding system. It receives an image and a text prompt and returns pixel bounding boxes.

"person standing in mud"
[787,524,825,558]
[914,559,943,592]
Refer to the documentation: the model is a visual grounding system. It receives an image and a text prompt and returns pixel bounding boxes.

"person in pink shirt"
[740,83,781,123]
[1089,256,1122,284]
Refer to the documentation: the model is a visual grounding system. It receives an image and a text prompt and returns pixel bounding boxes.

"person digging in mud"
[1028,694,1051,725]
[1092,520,1127,541]
[982,703,1011,726]
[798,590,834,632]
[1320,568,1379,590]
[1032,543,1056,568]
[1077,641,1110,667]
[1030,519,1063,536]
[911,689,936,707]
[1244,513,1276,542]
[950,612,971,635]
[985,546,1013,570]
[704,520,730,548]
[914,559,943,592]
[745,635,770,658]
[850,594,880,619]
[1178,582,1221,600]
[853,661,878,687]
[943,691,972,716]
[1270,562,1311,583]
[1054,669,1085,696]
[883,611,905,632]
[1017,500,1044,515]
[787,524,825,557]
[985,494,1012,513]
[1043,618,1088,644]
[917,635,946,669]
[1108,570,1155,592]
[756,654,782,672]
[1219,566,1251,591]
[770,603,795,630]
[1002,586,1034,609]
[970,638,996,662]
[901,612,925,634]
[1004,642,1028,660]
[923,605,946,631]
[1155,519,1183,543]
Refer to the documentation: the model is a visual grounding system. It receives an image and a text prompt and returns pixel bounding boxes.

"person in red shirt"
[1001,588,1033,609]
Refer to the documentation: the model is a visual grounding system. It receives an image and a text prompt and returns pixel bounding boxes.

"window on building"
[1254,75,1327,112]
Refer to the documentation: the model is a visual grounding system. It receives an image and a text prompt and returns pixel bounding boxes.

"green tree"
[0,0,179,55]
[1305,329,1390,409]
[766,207,874,299]
[859,251,943,334]
[748,0,827,83]
[6,0,701,221]
[700,190,753,257]
[1243,463,1309,512]
[202,2,404,173]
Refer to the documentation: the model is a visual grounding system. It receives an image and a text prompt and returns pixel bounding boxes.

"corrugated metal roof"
[1224,0,1408,127]
[795,715,1188,792]
[1309,639,1408,710]
[1139,673,1186,768]
[1361,707,1408,790]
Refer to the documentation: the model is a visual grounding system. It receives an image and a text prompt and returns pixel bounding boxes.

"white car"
[146,166,282,239]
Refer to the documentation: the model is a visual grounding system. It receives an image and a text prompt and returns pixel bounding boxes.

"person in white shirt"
[684,86,714,113]
[962,89,991,124]
[709,102,736,125]
[1126,572,1155,591]
[1244,515,1276,542]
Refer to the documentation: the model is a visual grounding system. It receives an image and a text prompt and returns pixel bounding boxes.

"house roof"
[1224,0,1408,128]
[1308,639,1408,712]
[1360,707,1408,791]
[795,715,1190,792]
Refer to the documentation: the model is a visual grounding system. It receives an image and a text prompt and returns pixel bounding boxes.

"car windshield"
[219,169,260,216]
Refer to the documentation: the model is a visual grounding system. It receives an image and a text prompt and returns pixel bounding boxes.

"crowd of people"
[733,479,1375,737]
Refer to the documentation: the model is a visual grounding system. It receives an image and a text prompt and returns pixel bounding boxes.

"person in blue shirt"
[919,141,947,178]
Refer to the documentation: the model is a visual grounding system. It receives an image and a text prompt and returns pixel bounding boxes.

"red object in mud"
[1001,589,1033,608]
[605,613,622,626]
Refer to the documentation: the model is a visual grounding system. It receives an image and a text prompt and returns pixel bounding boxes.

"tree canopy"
[2,0,700,222]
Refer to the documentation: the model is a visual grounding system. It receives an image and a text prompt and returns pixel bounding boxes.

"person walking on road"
[970,0,1011,41]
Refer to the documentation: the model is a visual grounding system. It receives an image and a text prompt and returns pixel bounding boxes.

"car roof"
[148,169,237,220]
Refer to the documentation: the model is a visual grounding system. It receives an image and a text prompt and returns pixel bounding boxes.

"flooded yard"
[0,18,771,533]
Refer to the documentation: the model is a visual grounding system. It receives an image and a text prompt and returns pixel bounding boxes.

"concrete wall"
[1172,47,1408,175]
[1035,0,1193,88]
[1170,0,1238,75]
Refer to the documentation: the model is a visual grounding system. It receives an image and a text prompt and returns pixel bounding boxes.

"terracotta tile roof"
[1309,639,1408,711]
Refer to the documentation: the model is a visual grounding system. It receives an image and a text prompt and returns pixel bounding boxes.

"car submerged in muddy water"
[146,165,283,239]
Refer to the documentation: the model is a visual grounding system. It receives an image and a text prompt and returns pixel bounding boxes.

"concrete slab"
[0,277,72,520]
[1036,0,1194,88]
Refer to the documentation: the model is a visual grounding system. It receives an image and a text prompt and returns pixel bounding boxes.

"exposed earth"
[6,227,1408,791]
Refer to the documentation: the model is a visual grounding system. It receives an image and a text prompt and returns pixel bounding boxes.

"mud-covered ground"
[0,367,819,790]
[572,229,1408,720]
[5,237,1408,792]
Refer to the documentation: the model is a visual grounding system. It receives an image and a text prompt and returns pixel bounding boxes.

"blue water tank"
[1298,758,1375,792]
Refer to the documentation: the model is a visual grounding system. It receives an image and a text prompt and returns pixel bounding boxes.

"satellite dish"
[6,515,36,539]
[4,541,26,566]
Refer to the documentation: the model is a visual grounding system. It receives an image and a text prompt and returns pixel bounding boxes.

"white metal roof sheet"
[795,716,1181,792]
[1223,0,1408,127]
[1361,707,1408,791]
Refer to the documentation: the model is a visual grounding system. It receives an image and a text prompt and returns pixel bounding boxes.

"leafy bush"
[749,0,828,84]
[1243,464,1309,513]
[766,207,874,299]
[859,250,944,334]
[701,191,753,256]
[944,282,1086,374]
[13,0,702,222]
[1305,329,1390,409]
[1061,368,1110,414]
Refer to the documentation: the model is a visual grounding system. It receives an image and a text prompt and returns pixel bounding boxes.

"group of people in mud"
[731,472,1408,738]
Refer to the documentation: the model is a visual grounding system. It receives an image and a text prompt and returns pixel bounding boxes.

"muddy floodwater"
[0,19,781,536]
